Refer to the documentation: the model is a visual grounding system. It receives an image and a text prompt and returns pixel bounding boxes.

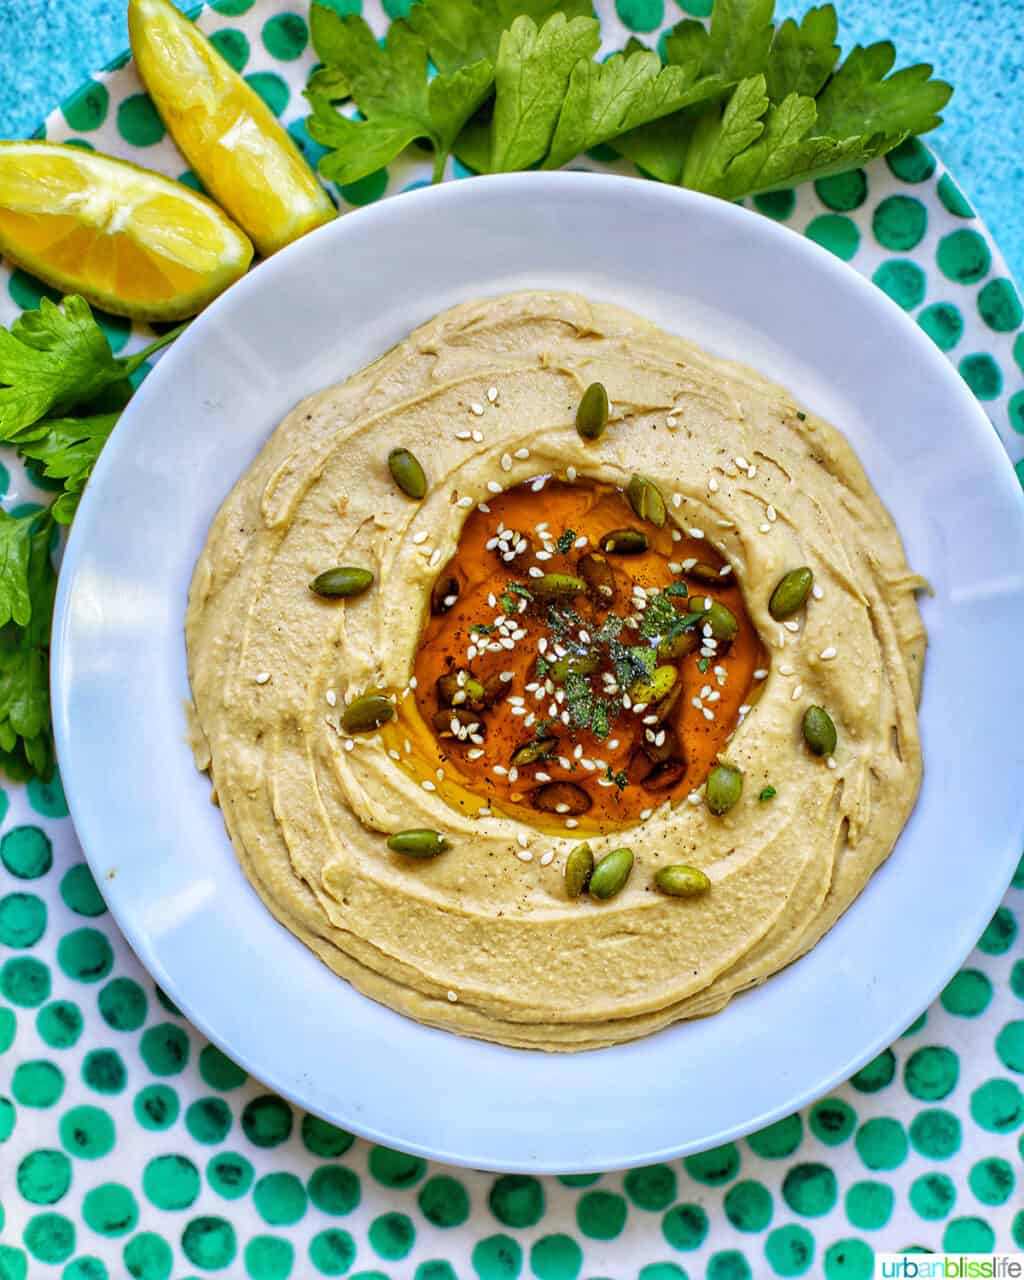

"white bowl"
[52,172,1024,1172]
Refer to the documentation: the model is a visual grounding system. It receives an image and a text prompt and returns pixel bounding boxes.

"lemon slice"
[129,0,337,257]
[0,141,253,321]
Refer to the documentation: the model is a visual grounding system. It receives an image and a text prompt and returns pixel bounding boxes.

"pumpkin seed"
[654,864,711,896]
[575,381,609,441]
[626,473,667,528]
[802,705,837,757]
[630,664,678,705]
[530,573,588,601]
[431,572,459,614]
[769,567,814,620]
[387,829,449,858]
[641,759,687,791]
[532,781,592,815]
[564,843,594,898]
[510,736,558,767]
[688,595,738,641]
[341,693,395,734]
[309,566,374,598]
[706,763,743,815]
[388,447,427,499]
[589,847,634,900]
[549,652,600,683]
[685,561,724,586]
[601,527,649,555]
[578,551,616,601]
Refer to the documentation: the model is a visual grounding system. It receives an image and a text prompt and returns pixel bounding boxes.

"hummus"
[186,291,925,1050]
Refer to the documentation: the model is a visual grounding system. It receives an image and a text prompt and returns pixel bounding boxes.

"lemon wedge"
[128,0,336,257]
[0,141,253,320]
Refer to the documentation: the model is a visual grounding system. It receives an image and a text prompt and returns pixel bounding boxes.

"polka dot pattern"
[0,4,1021,1276]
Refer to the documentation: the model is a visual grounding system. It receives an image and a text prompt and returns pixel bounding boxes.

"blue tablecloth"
[1,0,1022,280]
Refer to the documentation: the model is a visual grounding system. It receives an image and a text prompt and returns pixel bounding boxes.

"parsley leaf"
[407,0,593,75]
[490,13,601,172]
[764,4,840,100]
[0,512,55,779]
[14,414,118,526]
[759,785,777,801]
[813,39,952,138]
[555,528,576,553]
[307,7,493,184]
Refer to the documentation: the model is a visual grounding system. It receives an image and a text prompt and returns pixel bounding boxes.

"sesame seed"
[717,518,734,528]
[735,455,748,470]
[254,672,271,684]
[671,529,682,541]
[820,646,837,660]
[555,802,570,814]
[528,566,543,578]
[574,535,588,548]
[682,558,697,571]
[779,663,795,676]
[748,464,757,479]
[455,429,472,440]
[791,684,803,701]
[343,739,355,751]
[487,480,502,493]
[540,850,554,866]
[514,447,530,460]
[766,504,777,522]
[531,476,547,492]
[688,528,705,539]
[467,748,484,760]
[719,564,732,576]
[565,818,579,828]
[472,430,484,443]
[447,990,459,1002]
[325,689,337,706]
[754,668,768,679]
[566,465,578,482]
[812,584,823,600]
[535,771,551,783]
[759,522,771,533]
[493,764,508,776]
[536,549,551,561]
[457,495,473,508]
[470,402,485,416]
[388,748,400,761]
[500,670,515,682]
[738,704,751,716]
[487,385,498,402]
[516,849,533,862]
[687,791,702,805]
[666,415,677,428]
[422,780,436,792]
[608,738,620,749]
[827,756,837,770]
[708,476,719,493]
[783,620,800,633]
[501,453,513,472]
[703,707,714,721]
[428,549,442,568]
[672,492,683,509]
[477,807,491,817]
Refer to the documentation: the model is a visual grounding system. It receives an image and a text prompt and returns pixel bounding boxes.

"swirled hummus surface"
[186,291,925,1050]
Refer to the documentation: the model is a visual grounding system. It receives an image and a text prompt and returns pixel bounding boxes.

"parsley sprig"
[305,0,951,203]
[0,296,185,778]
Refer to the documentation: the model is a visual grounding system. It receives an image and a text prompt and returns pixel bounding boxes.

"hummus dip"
[186,291,925,1051]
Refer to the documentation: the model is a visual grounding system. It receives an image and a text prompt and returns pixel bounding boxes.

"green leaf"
[704,0,776,81]
[0,509,42,629]
[491,13,601,172]
[764,4,840,101]
[813,40,952,138]
[564,669,594,729]
[681,75,769,191]
[0,296,125,437]
[406,0,594,75]
[0,514,56,779]
[306,65,351,104]
[307,10,492,184]
[545,49,710,169]
[14,413,118,490]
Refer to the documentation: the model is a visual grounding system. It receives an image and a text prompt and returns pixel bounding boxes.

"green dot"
[683,1142,739,1185]
[26,770,67,818]
[82,1048,126,1094]
[0,1096,14,1142]
[937,228,991,284]
[968,1155,1015,1206]
[1,956,50,1006]
[576,1189,627,1240]
[855,1117,907,1170]
[1012,959,1024,999]
[943,1216,995,1253]
[368,1145,425,1188]
[872,196,927,251]
[206,1152,253,1200]
[13,1059,64,1107]
[0,1247,26,1280]
[2,826,52,879]
[918,301,964,352]
[153,985,182,1016]
[1010,391,1024,434]
[59,866,105,917]
[24,1211,75,1264]
[308,1167,361,1216]
[873,260,926,310]
[123,1231,173,1280]
[909,1171,956,1219]
[724,1180,773,1232]
[0,1005,13,1053]
[823,1238,873,1280]
[662,1203,708,1251]
[753,189,795,220]
[57,928,113,983]
[970,1077,1023,1132]
[979,905,1017,952]
[809,1098,856,1146]
[885,137,935,183]
[61,80,110,131]
[529,1235,581,1280]
[82,1183,138,1237]
[197,1044,247,1091]
[805,213,860,261]
[209,28,250,72]
[117,94,166,146]
[210,0,254,11]
[239,1095,290,1147]
[938,173,974,217]
[245,1235,294,1280]
[815,170,867,212]
[143,1154,200,1210]
[301,1113,353,1157]
[186,1096,232,1144]
[98,978,147,1032]
[615,0,664,31]
[851,1049,894,1093]
[262,13,308,60]
[996,1019,1024,1073]
[472,1233,522,1280]
[418,1175,470,1228]
[764,1223,814,1276]
[181,1217,237,1271]
[556,1174,600,1187]
[308,1228,355,1276]
[139,1022,190,1076]
[942,968,992,1016]
[134,1084,178,1131]
[678,0,712,12]
[909,1107,962,1157]
[624,1163,677,1211]
[368,1212,415,1261]
[960,352,1003,400]
[904,1046,959,1100]
[489,1175,544,1228]
[977,277,1023,332]
[32,1002,79,1052]
[178,169,206,193]
[1014,1211,1024,1250]
[8,269,62,311]
[0,892,46,947]
[844,1180,892,1231]
[748,1114,803,1158]
[781,1163,837,1217]
[59,1103,115,1159]
[254,1173,306,1227]
[17,1149,71,1205]
[339,169,388,206]
[244,72,289,116]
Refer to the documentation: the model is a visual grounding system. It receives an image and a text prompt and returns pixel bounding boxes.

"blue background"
[0,0,1022,279]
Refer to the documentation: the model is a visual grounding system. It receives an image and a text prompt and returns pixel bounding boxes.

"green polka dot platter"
[3,1,1024,1275]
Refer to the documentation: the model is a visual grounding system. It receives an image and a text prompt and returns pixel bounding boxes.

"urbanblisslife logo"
[875,1256,1024,1279]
